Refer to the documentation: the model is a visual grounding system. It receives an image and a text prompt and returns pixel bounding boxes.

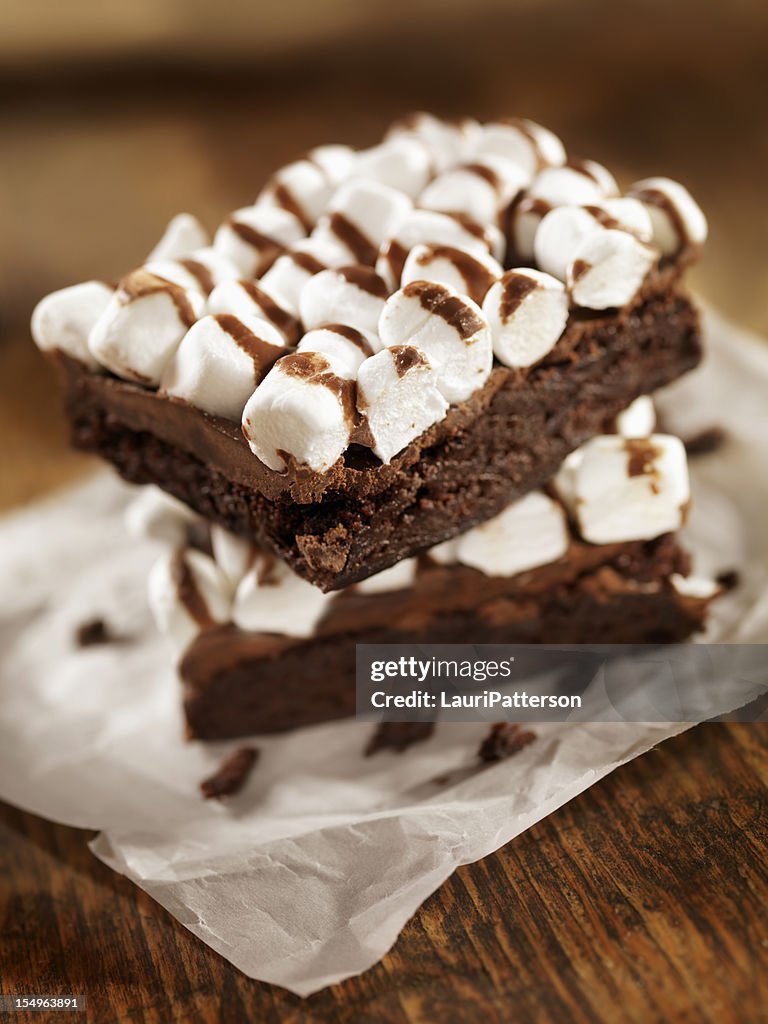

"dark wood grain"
[2,724,766,1023]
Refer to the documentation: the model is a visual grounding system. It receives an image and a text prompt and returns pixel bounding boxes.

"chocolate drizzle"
[337,265,389,298]
[380,240,409,286]
[240,280,301,344]
[571,259,592,283]
[630,186,690,251]
[171,549,215,627]
[279,351,357,428]
[583,205,621,231]
[322,324,375,355]
[499,272,538,322]
[119,269,197,328]
[291,251,327,276]
[416,245,496,305]
[214,314,283,382]
[403,281,483,341]
[625,438,662,479]
[391,345,427,377]
[273,182,313,231]
[463,162,501,189]
[328,213,378,266]
[179,259,215,295]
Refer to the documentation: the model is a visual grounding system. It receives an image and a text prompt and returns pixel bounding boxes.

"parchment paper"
[1,309,766,996]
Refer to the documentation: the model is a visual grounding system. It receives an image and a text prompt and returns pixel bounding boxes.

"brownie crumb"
[365,721,435,757]
[200,746,259,799]
[75,618,112,647]
[684,426,727,457]
[478,723,537,763]
[716,569,740,592]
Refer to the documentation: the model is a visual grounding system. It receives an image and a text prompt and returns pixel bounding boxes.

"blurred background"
[2,0,766,510]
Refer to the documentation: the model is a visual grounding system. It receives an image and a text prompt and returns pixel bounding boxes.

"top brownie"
[33,114,706,590]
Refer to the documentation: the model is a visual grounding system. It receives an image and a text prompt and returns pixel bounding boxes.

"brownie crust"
[56,281,701,591]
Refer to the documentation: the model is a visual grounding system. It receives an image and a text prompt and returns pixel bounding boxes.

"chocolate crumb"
[715,569,740,591]
[365,721,435,757]
[200,746,259,799]
[75,618,112,647]
[683,426,727,457]
[478,723,536,763]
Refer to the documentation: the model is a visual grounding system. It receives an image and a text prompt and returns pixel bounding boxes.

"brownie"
[176,535,713,740]
[53,272,701,592]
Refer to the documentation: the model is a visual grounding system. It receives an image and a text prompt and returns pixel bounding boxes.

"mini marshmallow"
[300,266,388,335]
[354,137,433,198]
[378,281,492,403]
[355,558,417,594]
[376,209,503,290]
[356,345,448,463]
[207,279,301,345]
[213,205,305,277]
[670,574,720,599]
[427,536,460,565]
[566,158,619,197]
[144,246,239,295]
[482,268,568,368]
[568,229,658,310]
[259,236,350,314]
[210,524,254,590]
[308,144,358,186]
[534,199,653,282]
[241,350,354,472]
[324,178,413,254]
[257,159,333,229]
[614,396,656,439]
[147,213,209,261]
[530,164,615,207]
[387,112,480,172]
[472,119,566,179]
[232,554,333,638]
[419,159,527,225]
[31,280,114,369]
[297,325,376,377]
[88,269,205,385]
[401,243,502,305]
[454,490,569,577]
[148,548,232,656]
[161,313,286,420]
[559,433,690,544]
[627,176,708,257]
[125,486,199,546]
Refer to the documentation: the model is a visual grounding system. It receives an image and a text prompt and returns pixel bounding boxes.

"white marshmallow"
[144,246,239,295]
[559,433,690,544]
[627,176,708,257]
[376,209,503,290]
[323,178,413,254]
[356,558,417,594]
[387,112,480,172]
[614,396,656,439]
[88,270,205,385]
[297,325,375,376]
[233,553,333,638]
[31,280,114,369]
[241,350,353,472]
[257,159,333,228]
[427,536,460,565]
[534,199,653,282]
[530,164,614,207]
[455,490,569,577]
[356,346,448,463]
[147,213,209,261]
[670,574,719,599]
[300,266,388,336]
[568,229,658,310]
[482,268,568,368]
[125,486,199,546]
[260,236,349,315]
[209,525,254,590]
[308,144,358,186]
[568,158,619,197]
[401,243,501,305]
[472,119,566,178]
[207,279,301,345]
[419,159,527,224]
[148,548,232,656]
[354,137,433,198]
[378,282,492,403]
[161,313,286,420]
[213,205,305,277]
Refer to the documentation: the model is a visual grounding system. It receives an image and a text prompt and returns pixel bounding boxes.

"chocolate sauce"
[119,269,197,328]
[416,245,495,305]
[240,281,301,344]
[279,352,357,428]
[403,281,483,340]
[273,182,313,232]
[322,323,374,354]
[391,345,427,377]
[381,240,409,285]
[228,217,281,254]
[291,251,327,276]
[570,259,591,283]
[630,186,689,250]
[499,272,537,322]
[171,549,216,627]
[624,438,662,477]
[337,265,388,298]
[463,162,501,189]
[214,314,283,381]
[583,205,621,231]
[328,213,377,266]
[179,258,215,295]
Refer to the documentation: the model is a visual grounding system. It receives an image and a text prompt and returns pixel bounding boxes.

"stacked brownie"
[32,113,717,737]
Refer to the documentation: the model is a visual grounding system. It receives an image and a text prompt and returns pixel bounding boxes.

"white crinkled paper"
[1,310,767,996]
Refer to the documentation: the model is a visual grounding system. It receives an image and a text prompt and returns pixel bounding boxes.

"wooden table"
[2,5,768,1020]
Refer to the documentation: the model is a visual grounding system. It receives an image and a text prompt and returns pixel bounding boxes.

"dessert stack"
[32,113,719,739]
